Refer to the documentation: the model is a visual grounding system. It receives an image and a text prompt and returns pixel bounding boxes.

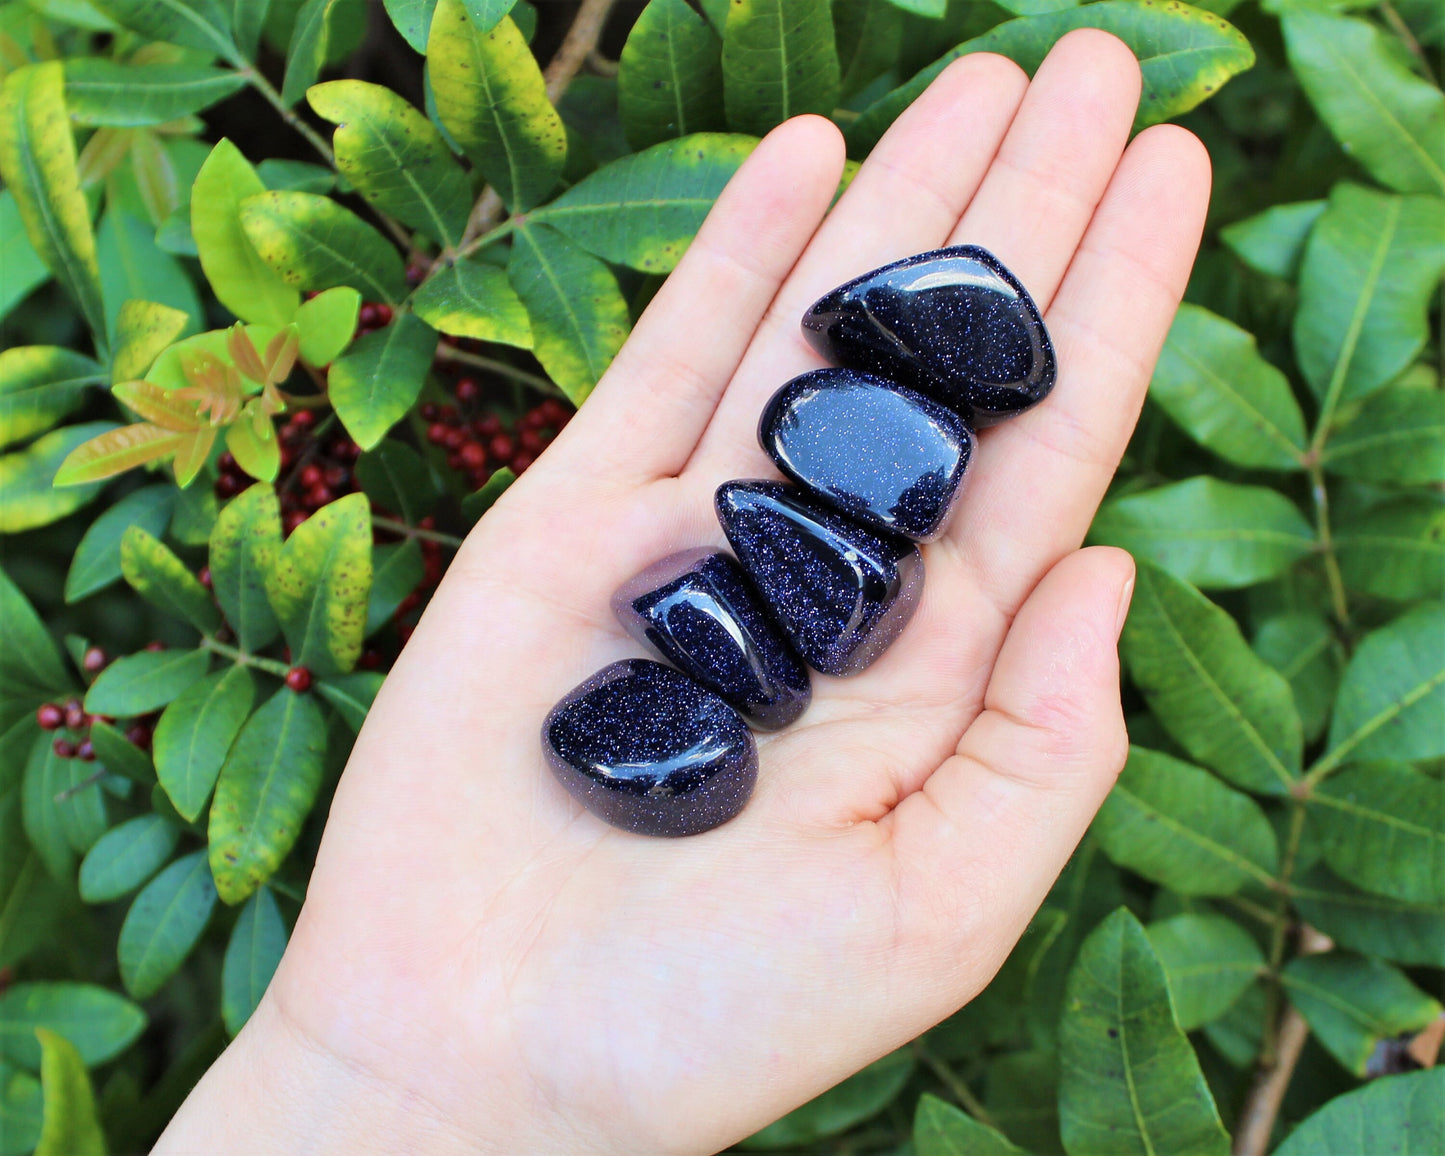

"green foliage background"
[0,0,1442,1151]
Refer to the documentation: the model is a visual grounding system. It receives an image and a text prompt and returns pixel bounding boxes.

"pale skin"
[157,32,1210,1155]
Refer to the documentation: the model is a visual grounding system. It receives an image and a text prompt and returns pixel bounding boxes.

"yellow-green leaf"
[120,525,221,633]
[618,0,726,150]
[225,415,280,482]
[111,300,189,383]
[294,285,360,366]
[208,482,282,652]
[328,311,438,451]
[721,0,839,136]
[282,0,341,106]
[52,422,185,488]
[0,346,103,451]
[411,256,531,348]
[33,1029,105,1156]
[154,665,255,823]
[3,422,116,528]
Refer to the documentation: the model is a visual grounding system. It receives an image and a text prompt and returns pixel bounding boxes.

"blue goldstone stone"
[801,245,1056,424]
[715,481,923,677]
[759,367,975,543]
[541,659,758,837]
[612,549,811,731]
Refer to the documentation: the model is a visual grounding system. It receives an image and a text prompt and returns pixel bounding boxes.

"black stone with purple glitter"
[759,367,975,542]
[542,659,757,837]
[801,245,1055,424]
[715,481,923,678]
[612,549,811,731]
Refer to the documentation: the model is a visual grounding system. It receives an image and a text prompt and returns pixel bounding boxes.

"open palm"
[160,30,1210,1156]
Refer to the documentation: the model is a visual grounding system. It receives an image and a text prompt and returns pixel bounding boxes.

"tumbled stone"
[801,245,1056,423]
[759,367,975,542]
[612,549,811,731]
[541,659,757,837]
[715,481,923,677]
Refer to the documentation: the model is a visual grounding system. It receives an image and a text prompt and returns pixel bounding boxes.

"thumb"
[888,545,1135,994]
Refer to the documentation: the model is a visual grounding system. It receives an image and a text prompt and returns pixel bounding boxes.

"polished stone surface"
[542,659,757,837]
[612,549,810,730]
[715,481,923,677]
[759,367,975,542]
[801,245,1055,423]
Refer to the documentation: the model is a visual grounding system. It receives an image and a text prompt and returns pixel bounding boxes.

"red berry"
[406,262,426,286]
[291,409,316,430]
[76,738,95,762]
[459,441,487,469]
[284,510,309,535]
[427,422,450,446]
[218,451,238,473]
[443,428,467,451]
[469,468,492,490]
[421,403,440,421]
[455,378,480,403]
[359,649,383,671]
[64,699,85,731]
[519,429,543,454]
[358,303,379,328]
[198,566,213,590]
[418,516,437,530]
[52,738,76,759]
[36,703,64,731]
[439,405,460,424]
[285,667,313,693]
[144,640,165,652]
[397,623,415,646]
[373,304,393,326]
[81,645,108,674]
[474,414,503,438]
[305,484,334,509]
[324,465,348,489]
[214,474,242,499]
[510,453,535,474]
[488,435,513,460]
[299,463,324,488]
[397,591,422,616]
[125,723,152,750]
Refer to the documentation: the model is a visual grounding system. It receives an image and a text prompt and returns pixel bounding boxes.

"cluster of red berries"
[423,396,571,488]
[36,646,154,759]
[213,409,364,536]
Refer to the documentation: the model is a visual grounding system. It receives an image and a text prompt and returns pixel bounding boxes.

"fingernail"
[1114,574,1136,640]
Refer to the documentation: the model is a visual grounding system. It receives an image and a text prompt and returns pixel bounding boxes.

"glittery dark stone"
[801,245,1056,424]
[759,367,975,542]
[715,481,923,677]
[542,659,758,837]
[612,549,811,731]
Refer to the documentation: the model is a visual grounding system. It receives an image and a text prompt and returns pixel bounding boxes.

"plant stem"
[1307,463,1350,630]
[459,186,508,252]
[452,215,517,263]
[910,1041,999,1130]
[201,636,292,678]
[1380,0,1437,85]
[435,344,563,396]
[243,68,336,167]
[54,767,108,802]
[1259,802,1307,1067]
[543,0,620,104]
[371,515,465,548]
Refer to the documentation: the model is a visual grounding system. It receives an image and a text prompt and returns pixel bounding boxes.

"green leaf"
[460,464,514,523]
[96,208,203,343]
[355,440,440,522]
[983,1051,1060,1156]
[0,1061,42,1156]
[208,481,283,652]
[1281,953,1441,1076]
[120,525,222,633]
[0,64,107,345]
[1252,613,1338,745]
[1146,304,1307,471]
[0,346,103,452]
[1058,908,1229,1156]
[1121,562,1302,795]
[847,1,1254,154]
[1293,865,1445,968]
[315,671,384,732]
[1283,11,1445,196]
[68,485,177,603]
[265,492,372,676]
[32,1029,104,1156]
[1091,477,1314,590]
[0,982,146,1070]
[365,539,423,635]
[914,1093,1028,1155]
[328,311,438,451]
[426,2,566,211]
[117,848,216,999]
[383,0,439,50]
[1219,199,1326,281]
[1325,601,1445,767]
[509,222,630,404]
[87,720,156,786]
[1323,380,1445,485]
[240,189,407,304]
[192,140,301,326]
[153,665,255,823]
[208,687,327,904]
[1094,747,1279,896]
[90,0,241,64]
[282,0,340,106]
[225,413,281,483]
[309,79,471,247]
[0,569,70,701]
[618,0,726,150]
[0,190,51,322]
[1294,183,1445,410]
[1335,498,1445,602]
[221,886,286,1035]
[232,0,271,56]
[533,134,756,274]
[1310,761,1444,906]
[1146,913,1264,1031]
[112,299,190,383]
[740,1049,914,1148]
[1274,1067,1445,1156]
[84,648,211,717]
[78,814,179,903]
[834,0,904,101]
[722,0,839,135]
[64,60,246,127]
[410,257,532,348]
[295,286,360,366]
[22,732,107,881]
[462,0,516,33]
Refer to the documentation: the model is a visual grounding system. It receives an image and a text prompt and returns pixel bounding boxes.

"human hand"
[157,29,1209,1156]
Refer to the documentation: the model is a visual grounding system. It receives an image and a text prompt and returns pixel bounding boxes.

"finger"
[948,29,1142,311]
[561,115,845,483]
[685,51,1029,476]
[947,125,1211,615]
[884,546,1134,996]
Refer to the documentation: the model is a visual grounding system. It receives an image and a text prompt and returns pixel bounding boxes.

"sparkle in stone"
[759,367,975,542]
[801,245,1055,424]
[542,659,757,837]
